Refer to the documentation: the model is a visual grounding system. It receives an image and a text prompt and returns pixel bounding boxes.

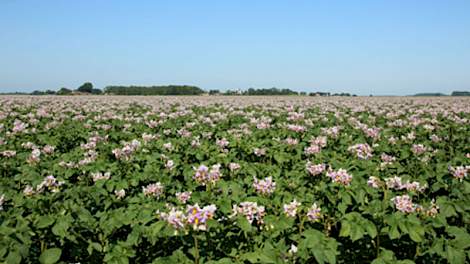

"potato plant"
[0,96,469,264]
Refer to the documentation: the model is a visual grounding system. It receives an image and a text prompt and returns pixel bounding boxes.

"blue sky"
[1,1,469,95]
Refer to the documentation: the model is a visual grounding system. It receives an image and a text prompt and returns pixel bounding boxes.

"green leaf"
[339,220,351,237]
[408,228,423,243]
[39,248,61,264]
[37,215,55,229]
[52,218,70,238]
[350,225,364,241]
[5,250,22,264]
[237,217,253,232]
[446,245,465,264]
[364,221,377,238]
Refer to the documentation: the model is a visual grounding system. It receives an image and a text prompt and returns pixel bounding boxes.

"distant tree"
[451,91,470,96]
[300,92,306,96]
[414,93,446,96]
[242,87,298,96]
[91,88,102,95]
[77,82,93,93]
[104,85,205,95]
[209,90,220,95]
[57,87,72,95]
[31,90,45,95]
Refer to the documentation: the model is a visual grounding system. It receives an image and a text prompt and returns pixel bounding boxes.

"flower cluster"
[384,176,427,192]
[286,124,306,133]
[115,189,126,199]
[231,202,266,225]
[160,204,217,231]
[91,172,111,182]
[411,144,427,155]
[24,175,64,196]
[142,182,164,198]
[283,200,301,218]
[307,203,322,221]
[253,176,276,195]
[285,137,299,146]
[304,136,327,155]
[306,162,326,176]
[367,176,381,188]
[448,165,469,181]
[391,195,418,213]
[176,191,192,204]
[425,199,439,217]
[0,150,16,157]
[326,169,353,186]
[229,162,241,171]
[216,138,229,148]
[380,153,396,168]
[112,139,141,161]
[348,143,373,160]
[186,204,217,231]
[27,149,41,164]
[193,164,222,186]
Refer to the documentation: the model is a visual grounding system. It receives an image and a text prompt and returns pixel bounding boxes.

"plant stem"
[376,235,380,257]
[299,216,305,234]
[193,234,200,264]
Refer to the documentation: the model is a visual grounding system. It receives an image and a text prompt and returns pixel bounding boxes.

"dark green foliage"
[451,91,470,96]
[104,85,205,95]
[77,82,94,93]
[57,88,72,95]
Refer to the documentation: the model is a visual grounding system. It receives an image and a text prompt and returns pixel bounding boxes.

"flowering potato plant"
[0,95,470,264]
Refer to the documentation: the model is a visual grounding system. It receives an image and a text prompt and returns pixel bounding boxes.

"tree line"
[10,82,470,96]
[104,85,205,95]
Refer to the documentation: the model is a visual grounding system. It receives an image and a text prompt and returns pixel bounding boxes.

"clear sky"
[1,1,469,95]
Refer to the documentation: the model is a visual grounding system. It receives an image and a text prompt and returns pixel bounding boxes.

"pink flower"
[286,124,306,133]
[231,202,265,225]
[306,162,326,176]
[283,200,301,218]
[143,182,164,198]
[367,176,381,188]
[326,169,353,186]
[27,148,41,164]
[229,162,241,171]
[216,138,229,148]
[176,191,192,204]
[304,145,321,155]
[310,136,327,148]
[186,204,217,231]
[36,175,64,193]
[1,150,16,157]
[307,203,321,221]
[91,172,111,182]
[253,176,276,195]
[449,165,469,181]
[42,145,55,155]
[160,207,186,230]
[391,195,417,213]
[381,153,396,163]
[385,176,403,190]
[285,137,299,146]
[348,143,373,160]
[411,144,427,155]
[193,164,222,186]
